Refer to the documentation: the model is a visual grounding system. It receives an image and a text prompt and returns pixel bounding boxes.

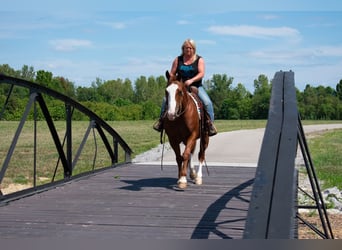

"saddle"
[189,86,210,135]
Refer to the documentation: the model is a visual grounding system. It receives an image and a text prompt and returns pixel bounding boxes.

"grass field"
[1,119,342,192]
[306,129,342,189]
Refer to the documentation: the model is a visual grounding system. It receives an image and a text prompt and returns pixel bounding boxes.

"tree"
[207,74,234,118]
[97,78,133,104]
[0,64,18,77]
[20,65,35,81]
[337,79,342,101]
[134,76,148,103]
[133,75,165,105]
[233,83,253,119]
[76,86,97,102]
[54,77,76,98]
[35,70,53,89]
[251,74,271,119]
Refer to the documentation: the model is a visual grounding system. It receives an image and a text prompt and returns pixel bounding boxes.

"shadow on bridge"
[119,177,177,191]
[191,178,254,239]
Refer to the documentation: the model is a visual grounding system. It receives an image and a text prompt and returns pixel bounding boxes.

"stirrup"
[153,120,163,132]
[208,123,217,136]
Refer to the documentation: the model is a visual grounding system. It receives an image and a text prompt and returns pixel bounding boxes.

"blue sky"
[1,0,342,91]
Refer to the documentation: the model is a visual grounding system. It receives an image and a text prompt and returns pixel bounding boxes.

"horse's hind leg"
[195,161,203,185]
[189,153,197,181]
[196,135,209,185]
[196,149,205,185]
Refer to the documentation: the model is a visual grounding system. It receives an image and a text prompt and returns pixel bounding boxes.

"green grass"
[307,129,342,189]
[1,119,341,192]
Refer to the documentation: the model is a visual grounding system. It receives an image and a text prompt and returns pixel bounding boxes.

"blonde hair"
[181,39,197,56]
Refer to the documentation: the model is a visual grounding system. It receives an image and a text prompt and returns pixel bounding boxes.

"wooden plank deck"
[0,164,255,239]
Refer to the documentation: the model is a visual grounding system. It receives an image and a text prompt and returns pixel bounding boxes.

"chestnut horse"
[163,71,209,189]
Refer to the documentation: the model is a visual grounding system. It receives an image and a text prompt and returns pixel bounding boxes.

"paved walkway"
[136,124,342,167]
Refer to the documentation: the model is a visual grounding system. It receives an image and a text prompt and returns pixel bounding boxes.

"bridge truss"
[0,74,132,202]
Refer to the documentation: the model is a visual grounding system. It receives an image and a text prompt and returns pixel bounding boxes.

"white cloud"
[249,45,342,63]
[177,20,190,25]
[97,21,126,29]
[260,14,279,20]
[198,39,216,45]
[311,45,342,57]
[49,39,93,51]
[206,25,301,41]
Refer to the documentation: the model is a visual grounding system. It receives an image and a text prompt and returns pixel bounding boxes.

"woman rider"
[153,38,217,136]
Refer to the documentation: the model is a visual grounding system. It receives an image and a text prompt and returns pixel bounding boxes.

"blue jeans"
[160,86,215,121]
[198,86,215,121]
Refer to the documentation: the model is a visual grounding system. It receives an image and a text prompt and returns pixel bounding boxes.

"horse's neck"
[184,90,198,115]
[181,87,191,105]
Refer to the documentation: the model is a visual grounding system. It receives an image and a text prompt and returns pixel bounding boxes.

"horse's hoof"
[195,177,202,185]
[190,172,197,180]
[178,182,187,189]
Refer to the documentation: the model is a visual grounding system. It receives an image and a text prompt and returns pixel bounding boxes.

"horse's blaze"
[166,83,178,121]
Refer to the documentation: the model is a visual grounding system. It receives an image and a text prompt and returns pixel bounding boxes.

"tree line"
[1,64,342,121]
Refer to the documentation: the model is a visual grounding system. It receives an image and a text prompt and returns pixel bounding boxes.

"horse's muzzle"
[167,112,176,121]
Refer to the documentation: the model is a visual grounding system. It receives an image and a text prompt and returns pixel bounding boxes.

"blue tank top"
[176,55,202,88]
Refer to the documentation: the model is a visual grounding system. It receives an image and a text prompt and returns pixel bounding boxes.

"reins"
[160,129,166,171]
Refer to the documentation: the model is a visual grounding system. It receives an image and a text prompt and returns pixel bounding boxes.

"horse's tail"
[199,109,210,176]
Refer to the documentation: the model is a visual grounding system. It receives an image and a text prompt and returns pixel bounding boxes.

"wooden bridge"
[0,164,255,239]
[0,72,334,239]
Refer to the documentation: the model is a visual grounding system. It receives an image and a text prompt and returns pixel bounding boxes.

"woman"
[154,38,217,136]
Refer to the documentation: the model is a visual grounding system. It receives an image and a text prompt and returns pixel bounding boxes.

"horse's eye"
[178,91,183,96]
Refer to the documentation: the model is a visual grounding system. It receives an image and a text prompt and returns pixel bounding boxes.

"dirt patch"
[298,213,342,239]
[1,183,32,195]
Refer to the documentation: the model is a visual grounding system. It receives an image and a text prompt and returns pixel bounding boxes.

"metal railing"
[243,71,333,239]
[0,74,132,202]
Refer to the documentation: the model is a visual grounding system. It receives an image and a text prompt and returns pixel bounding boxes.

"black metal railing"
[0,74,132,202]
[296,114,334,239]
[243,71,333,239]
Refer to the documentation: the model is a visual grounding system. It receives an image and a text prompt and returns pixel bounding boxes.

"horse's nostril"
[167,113,175,121]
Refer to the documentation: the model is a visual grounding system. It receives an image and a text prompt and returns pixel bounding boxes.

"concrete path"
[135,124,342,167]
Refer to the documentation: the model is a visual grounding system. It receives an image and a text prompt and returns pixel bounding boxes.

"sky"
[1,0,342,92]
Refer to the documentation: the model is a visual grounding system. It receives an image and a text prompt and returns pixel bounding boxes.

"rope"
[160,130,166,171]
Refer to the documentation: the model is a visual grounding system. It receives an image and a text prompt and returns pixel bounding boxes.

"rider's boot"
[153,118,163,132]
[208,120,217,136]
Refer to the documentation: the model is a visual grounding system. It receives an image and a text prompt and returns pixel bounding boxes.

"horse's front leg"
[179,136,197,189]
[178,152,188,189]
[169,141,183,182]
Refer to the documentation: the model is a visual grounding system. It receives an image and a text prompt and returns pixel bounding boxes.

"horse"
[163,71,209,189]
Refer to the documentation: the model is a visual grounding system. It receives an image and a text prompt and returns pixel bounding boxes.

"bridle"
[166,81,189,119]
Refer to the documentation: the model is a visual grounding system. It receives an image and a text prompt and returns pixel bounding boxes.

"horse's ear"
[165,70,170,81]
